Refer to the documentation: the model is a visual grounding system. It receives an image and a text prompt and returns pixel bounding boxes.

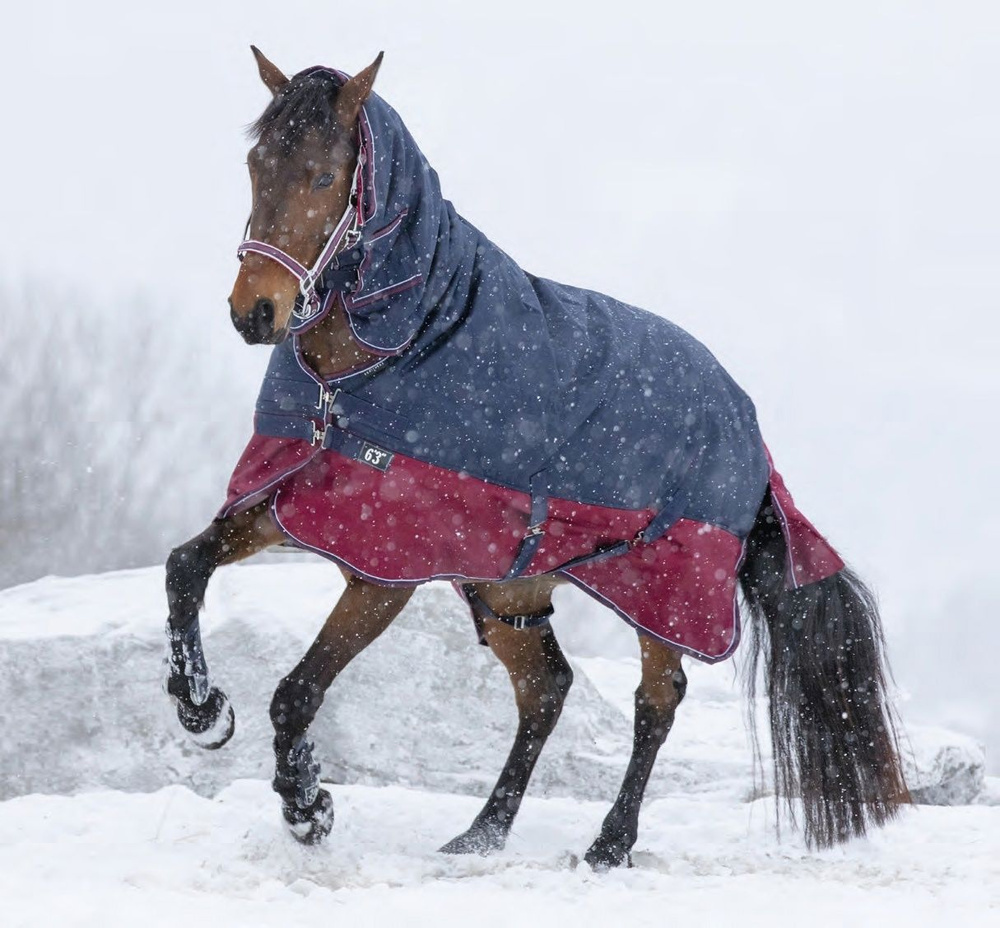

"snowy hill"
[1,564,997,926]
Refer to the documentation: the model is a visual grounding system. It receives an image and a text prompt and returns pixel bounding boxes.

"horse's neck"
[297,304,380,380]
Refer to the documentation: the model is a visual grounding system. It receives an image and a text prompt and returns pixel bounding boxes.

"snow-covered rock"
[903,727,988,806]
[0,564,993,811]
[0,564,630,803]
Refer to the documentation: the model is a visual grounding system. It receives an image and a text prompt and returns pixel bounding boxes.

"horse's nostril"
[231,298,278,344]
[254,298,275,328]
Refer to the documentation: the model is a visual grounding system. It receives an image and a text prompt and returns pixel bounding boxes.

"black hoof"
[584,837,633,870]
[439,823,507,856]
[282,788,335,845]
[175,686,235,750]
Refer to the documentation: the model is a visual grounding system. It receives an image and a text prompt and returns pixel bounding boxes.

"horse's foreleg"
[584,636,686,869]
[440,580,571,856]
[165,502,282,747]
[270,576,413,844]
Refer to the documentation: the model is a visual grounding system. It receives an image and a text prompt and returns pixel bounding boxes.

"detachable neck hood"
[283,66,455,351]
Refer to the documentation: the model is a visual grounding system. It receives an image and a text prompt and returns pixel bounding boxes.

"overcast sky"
[2,1,998,762]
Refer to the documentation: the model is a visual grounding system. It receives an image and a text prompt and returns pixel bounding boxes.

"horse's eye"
[314,173,335,190]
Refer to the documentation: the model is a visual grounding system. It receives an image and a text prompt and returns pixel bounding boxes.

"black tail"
[738,492,909,847]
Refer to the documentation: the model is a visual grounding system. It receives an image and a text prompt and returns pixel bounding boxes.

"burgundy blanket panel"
[220,437,841,663]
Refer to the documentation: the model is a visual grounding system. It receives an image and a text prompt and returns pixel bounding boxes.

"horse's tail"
[737,491,909,847]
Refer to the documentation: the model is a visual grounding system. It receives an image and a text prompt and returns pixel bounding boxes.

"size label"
[358,442,394,472]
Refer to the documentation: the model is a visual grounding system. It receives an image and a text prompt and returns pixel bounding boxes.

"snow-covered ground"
[1,564,997,926]
[3,781,997,928]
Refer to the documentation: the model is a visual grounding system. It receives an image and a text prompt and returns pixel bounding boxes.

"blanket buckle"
[316,387,341,416]
[310,422,329,448]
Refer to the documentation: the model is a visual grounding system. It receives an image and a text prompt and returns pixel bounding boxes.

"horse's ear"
[251,45,289,96]
[335,52,384,127]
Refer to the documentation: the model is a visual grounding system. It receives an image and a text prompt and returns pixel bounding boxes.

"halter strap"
[237,157,365,329]
[238,239,310,281]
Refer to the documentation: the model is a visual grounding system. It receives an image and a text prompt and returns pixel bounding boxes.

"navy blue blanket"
[255,69,769,540]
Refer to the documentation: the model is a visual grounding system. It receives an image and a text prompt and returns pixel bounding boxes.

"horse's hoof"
[175,686,236,750]
[282,788,335,846]
[439,823,506,856]
[583,837,633,870]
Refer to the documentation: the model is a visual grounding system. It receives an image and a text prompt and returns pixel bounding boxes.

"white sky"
[2,1,998,761]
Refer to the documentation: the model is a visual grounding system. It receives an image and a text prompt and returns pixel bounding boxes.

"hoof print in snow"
[439,825,507,856]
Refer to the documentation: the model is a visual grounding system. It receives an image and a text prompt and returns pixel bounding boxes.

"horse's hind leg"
[440,579,571,856]
[165,501,282,748]
[585,635,686,869]
[270,576,413,844]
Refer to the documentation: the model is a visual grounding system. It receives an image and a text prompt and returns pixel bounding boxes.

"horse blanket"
[222,66,843,662]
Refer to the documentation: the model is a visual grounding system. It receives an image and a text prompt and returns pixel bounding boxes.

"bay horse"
[165,48,908,868]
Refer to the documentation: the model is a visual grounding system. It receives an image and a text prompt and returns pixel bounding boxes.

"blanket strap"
[502,476,694,581]
[255,381,410,449]
[504,474,549,579]
[635,488,690,546]
[326,389,408,442]
[553,487,693,576]
[554,540,633,572]
[459,584,554,646]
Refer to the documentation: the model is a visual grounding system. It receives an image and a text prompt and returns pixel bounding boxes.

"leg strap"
[459,584,554,644]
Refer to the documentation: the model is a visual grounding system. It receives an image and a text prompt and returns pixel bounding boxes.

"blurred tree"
[0,284,252,588]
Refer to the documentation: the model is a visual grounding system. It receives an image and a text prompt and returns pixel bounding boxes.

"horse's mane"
[249,71,341,153]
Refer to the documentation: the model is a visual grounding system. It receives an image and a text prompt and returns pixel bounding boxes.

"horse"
[165,48,908,869]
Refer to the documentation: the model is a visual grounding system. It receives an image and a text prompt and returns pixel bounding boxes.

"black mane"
[249,71,341,153]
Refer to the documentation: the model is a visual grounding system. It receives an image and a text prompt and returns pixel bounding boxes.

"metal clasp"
[326,388,341,417]
[310,422,328,447]
[315,387,341,416]
[526,523,545,538]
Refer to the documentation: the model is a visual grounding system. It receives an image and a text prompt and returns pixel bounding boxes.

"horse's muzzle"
[231,298,283,344]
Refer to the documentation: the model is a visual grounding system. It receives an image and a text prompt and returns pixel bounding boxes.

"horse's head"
[229,48,382,344]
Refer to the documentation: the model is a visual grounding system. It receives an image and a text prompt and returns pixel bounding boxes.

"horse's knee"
[165,545,191,597]
[635,665,686,744]
[166,539,215,612]
[270,673,322,738]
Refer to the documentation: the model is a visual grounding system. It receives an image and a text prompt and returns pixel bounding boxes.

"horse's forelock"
[248,72,341,153]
